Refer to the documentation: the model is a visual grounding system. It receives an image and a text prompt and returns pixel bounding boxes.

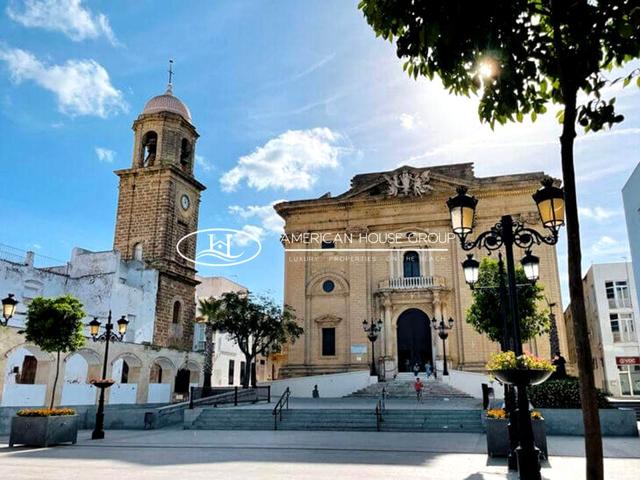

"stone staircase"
[187,407,484,433]
[349,375,473,399]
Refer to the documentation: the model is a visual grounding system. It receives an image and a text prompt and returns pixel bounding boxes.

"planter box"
[539,408,639,437]
[9,415,78,447]
[486,417,548,458]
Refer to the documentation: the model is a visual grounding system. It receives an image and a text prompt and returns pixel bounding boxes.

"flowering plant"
[17,408,76,417]
[486,351,555,372]
[530,411,544,420]
[486,408,507,419]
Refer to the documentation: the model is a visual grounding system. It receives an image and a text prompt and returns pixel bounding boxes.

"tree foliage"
[25,295,86,408]
[359,0,639,130]
[467,258,548,343]
[198,292,302,387]
[25,295,86,354]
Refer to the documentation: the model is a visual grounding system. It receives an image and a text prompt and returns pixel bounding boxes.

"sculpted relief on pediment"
[382,169,434,197]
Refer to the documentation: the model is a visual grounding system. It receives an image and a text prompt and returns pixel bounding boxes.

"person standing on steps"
[414,377,424,402]
[425,362,433,379]
[412,362,420,377]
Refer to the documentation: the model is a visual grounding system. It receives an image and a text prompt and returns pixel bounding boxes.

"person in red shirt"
[414,377,424,402]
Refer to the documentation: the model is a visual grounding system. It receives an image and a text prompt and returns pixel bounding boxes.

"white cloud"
[578,206,619,222]
[229,201,286,234]
[7,0,118,45]
[0,47,128,117]
[95,147,115,163]
[234,225,265,247]
[220,128,344,192]
[195,155,214,172]
[590,236,629,257]
[399,113,418,130]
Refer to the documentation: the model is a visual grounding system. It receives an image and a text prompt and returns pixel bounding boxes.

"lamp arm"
[512,223,558,248]
[460,224,504,253]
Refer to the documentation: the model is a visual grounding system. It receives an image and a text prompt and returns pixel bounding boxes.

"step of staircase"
[187,407,484,433]
[348,379,473,399]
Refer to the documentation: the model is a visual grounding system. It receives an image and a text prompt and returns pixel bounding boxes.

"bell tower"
[113,67,206,349]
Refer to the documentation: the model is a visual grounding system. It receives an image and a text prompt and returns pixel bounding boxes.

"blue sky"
[0,0,638,307]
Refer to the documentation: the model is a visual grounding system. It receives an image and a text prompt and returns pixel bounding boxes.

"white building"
[0,245,159,342]
[0,245,203,407]
[623,162,640,309]
[567,262,640,397]
[193,276,250,386]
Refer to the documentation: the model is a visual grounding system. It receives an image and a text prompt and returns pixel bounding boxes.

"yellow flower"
[486,408,508,419]
[17,408,76,417]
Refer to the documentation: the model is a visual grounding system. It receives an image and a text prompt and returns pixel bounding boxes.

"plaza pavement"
[1,428,639,480]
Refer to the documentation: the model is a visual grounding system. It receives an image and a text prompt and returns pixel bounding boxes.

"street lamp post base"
[91,430,105,440]
[515,445,542,480]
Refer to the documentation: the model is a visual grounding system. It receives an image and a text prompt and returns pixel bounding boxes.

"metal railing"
[189,386,271,408]
[375,398,384,432]
[379,276,445,290]
[272,387,290,430]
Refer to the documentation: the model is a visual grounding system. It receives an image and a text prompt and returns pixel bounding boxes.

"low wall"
[263,370,377,398]
[540,408,638,437]
[447,369,504,400]
[0,403,164,435]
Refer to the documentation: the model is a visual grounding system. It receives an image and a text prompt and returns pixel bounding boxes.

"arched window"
[180,138,192,171]
[120,360,130,383]
[133,243,143,261]
[141,131,158,167]
[172,301,182,324]
[403,251,420,278]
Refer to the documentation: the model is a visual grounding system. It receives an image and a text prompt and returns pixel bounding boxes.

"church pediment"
[313,314,342,327]
[337,165,474,201]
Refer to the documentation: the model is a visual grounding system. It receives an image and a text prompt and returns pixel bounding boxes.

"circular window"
[322,280,335,293]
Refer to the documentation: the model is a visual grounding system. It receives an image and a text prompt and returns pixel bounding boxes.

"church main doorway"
[397,308,432,372]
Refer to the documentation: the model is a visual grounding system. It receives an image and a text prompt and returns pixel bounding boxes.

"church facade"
[275,163,566,378]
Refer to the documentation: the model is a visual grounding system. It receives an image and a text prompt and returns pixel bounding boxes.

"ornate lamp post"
[447,178,564,480]
[88,311,129,440]
[431,317,454,376]
[362,319,383,376]
[1,293,19,327]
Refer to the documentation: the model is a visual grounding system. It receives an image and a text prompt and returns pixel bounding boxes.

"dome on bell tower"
[141,60,191,122]
[142,86,192,122]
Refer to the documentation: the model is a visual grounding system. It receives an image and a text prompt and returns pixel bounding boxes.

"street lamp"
[2,293,18,326]
[431,317,454,376]
[447,179,564,480]
[89,311,128,440]
[462,254,480,286]
[362,319,383,377]
[521,250,540,282]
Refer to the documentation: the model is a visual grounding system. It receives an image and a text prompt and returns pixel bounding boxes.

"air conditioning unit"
[194,340,206,352]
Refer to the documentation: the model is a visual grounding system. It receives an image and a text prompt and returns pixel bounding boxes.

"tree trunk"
[49,350,61,410]
[202,323,214,390]
[243,353,253,389]
[560,89,604,480]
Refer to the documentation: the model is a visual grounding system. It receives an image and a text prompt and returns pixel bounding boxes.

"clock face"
[180,194,190,211]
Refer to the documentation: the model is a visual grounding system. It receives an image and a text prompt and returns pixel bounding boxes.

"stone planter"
[485,417,548,458]
[9,415,78,447]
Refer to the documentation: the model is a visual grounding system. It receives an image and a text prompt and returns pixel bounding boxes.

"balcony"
[378,276,445,290]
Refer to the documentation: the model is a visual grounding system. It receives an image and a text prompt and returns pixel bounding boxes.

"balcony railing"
[379,276,445,290]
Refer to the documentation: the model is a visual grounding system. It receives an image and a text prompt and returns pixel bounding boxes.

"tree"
[199,292,303,388]
[24,295,86,409]
[467,258,548,343]
[197,296,225,390]
[358,2,639,477]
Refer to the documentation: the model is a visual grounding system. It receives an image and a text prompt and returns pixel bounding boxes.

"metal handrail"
[272,387,290,430]
[375,398,384,431]
[379,387,387,412]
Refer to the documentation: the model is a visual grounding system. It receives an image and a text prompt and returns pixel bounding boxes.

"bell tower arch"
[113,70,206,349]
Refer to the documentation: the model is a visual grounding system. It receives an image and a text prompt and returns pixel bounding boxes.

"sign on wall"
[351,344,367,355]
[616,356,640,365]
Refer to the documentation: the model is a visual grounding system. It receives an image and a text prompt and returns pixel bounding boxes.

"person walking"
[425,362,433,379]
[414,377,424,402]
